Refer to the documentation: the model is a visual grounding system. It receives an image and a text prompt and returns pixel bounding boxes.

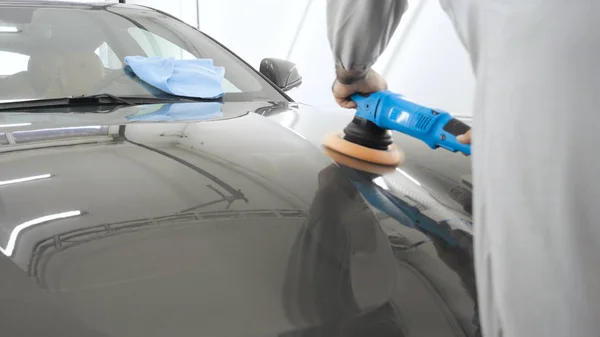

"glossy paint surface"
[0,99,477,337]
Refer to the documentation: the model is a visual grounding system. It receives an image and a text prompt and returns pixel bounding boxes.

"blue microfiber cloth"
[124,56,225,99]
[126,102,223,122]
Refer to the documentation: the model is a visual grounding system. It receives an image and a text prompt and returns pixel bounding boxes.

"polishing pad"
[323,146,398,175]
[323,132,404,166]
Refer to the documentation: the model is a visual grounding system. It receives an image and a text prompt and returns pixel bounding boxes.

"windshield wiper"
[0,93,221,112]
[81,93,136,106]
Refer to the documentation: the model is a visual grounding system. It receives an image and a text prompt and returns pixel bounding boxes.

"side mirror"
[259,58,302,92]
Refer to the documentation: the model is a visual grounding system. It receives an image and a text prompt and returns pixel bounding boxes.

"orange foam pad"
[323,133,404,167]
[322,147,398,175]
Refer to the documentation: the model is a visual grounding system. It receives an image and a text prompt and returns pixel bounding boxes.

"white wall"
[379,0,475,117]
[43,0,476,116]
[197,0,311,70]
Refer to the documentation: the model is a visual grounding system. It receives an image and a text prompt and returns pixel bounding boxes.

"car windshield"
[0,4,286,104]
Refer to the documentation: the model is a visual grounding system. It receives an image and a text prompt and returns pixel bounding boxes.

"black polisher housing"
[343,116,393,150]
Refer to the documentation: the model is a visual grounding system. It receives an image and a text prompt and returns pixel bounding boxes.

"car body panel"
[0,100,477,337]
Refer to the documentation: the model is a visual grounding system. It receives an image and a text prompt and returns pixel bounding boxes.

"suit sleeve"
[327,0,408,80]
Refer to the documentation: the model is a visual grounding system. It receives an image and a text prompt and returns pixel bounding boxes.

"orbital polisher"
[323,90,471,166]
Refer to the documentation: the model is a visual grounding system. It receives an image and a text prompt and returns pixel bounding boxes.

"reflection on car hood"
[0,101,478,337]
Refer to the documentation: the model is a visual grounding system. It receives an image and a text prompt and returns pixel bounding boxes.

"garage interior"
[1,1,597,337]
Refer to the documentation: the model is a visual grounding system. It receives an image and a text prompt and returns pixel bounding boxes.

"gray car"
[0,2,476,337]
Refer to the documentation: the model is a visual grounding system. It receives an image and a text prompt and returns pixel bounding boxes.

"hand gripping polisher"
[323,90,471,166]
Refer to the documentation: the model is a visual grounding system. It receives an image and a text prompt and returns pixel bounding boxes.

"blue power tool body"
[351,90,471,156]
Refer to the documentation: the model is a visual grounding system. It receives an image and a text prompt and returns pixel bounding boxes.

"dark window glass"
[0,5,285,103]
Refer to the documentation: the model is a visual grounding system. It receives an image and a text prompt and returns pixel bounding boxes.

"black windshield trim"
[0,95,221,112]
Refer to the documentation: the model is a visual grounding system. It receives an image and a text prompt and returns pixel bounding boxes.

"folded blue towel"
[126,102,223,122]
[124,56,225,99]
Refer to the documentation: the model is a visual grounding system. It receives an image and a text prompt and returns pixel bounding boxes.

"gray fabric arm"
[327,0,408,83]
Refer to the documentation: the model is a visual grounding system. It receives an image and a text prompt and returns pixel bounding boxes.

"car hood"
[0,101,477,337]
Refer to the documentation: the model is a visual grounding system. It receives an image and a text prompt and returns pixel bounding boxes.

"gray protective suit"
[326,1,600,336]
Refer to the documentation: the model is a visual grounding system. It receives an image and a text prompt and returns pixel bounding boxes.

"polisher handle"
[350,91,471,156]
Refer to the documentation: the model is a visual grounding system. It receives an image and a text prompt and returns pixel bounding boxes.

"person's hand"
[332,68,388,109]
[457,130,472,144]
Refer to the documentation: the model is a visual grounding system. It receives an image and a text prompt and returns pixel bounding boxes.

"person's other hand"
[332,68,388,109]
[457,130,472,144]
